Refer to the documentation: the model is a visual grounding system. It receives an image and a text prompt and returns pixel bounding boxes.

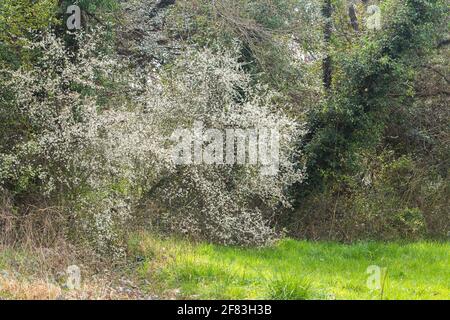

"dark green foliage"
[302,0,448,191]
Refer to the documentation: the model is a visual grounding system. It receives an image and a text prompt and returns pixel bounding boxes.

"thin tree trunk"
[322,0,333,90]
[349,4,359,31]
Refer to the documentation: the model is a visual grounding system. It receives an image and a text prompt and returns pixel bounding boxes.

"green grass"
[130,235,450,300]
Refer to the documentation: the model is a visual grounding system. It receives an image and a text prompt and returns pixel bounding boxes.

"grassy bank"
[130,235,449,300]
[1,236,448,300]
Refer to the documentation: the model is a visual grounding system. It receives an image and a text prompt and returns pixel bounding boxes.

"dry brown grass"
[0,273,149,300]
[0,243,155,300]
[0,276,62,300]
[0,190,68,248]
[0,190,158,300]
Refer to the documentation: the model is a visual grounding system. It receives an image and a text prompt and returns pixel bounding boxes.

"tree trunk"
[322,0,333,90]
[348,4,359,31]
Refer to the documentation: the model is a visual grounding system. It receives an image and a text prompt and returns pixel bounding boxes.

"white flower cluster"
[1,30,305,248]
[143,46,306,245]
[0,31,146,253]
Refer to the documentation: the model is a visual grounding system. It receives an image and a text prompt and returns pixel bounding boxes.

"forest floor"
[0,234,448,300]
